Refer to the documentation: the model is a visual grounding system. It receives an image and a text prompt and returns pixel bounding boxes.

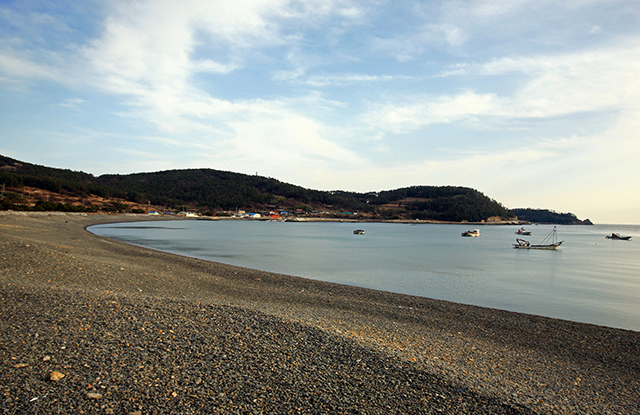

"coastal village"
[3,187,528,224]
[2,184,524,224]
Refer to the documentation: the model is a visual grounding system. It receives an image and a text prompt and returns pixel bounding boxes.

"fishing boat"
[605,233,632,240]
[353,229,365,235]
[461,229,481,237]
[515,227,532,235]
[513,226,563,250]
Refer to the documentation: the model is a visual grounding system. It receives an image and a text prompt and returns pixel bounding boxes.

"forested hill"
[511,209,593,225]
[1,154,512,221]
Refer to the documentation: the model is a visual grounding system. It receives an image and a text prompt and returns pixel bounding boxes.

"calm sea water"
[88,220,640,332]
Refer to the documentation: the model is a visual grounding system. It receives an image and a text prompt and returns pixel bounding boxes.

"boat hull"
[513,243,562,250]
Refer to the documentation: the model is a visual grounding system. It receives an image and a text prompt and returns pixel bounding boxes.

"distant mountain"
[0,154,514,222]
[511,208,592,225]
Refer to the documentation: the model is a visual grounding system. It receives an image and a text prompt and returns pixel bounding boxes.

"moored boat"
[353,229,365,235]
[513,226,562,250]
[605,233,631,240]
[461,229,481,237]
[515,227,532,235]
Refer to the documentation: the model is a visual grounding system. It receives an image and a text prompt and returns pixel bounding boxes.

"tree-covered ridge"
[510,208,591,224]
[0,155,114,199]
[94,169,368,211]
[365,186,512,222]
[2,154,517,222]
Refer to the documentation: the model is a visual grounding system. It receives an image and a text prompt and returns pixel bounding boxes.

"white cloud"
[434,63,468,78]
[229,115,361,164]
[370,23,465,62]
[451,0,533,19]
[191,60,240,74]
[0,51,59,81]
[75,0,365,135]
[59,98,85,108]
[590,25,603,35]
[484,41,640,116]
[82,0,363,90]
[363,39,640,133]
[362,91,502,133]
[303,73,414,87]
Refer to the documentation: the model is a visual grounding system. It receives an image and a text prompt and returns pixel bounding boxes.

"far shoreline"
[6,209,606,226]
[3,210,532,225]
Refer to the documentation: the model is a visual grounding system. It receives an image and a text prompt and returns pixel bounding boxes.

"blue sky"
[1,1,639,224]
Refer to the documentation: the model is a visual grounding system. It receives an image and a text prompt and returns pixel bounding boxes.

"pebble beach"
[1,212,639,414]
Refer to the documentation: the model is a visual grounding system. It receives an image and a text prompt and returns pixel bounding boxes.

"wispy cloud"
[58,98,85,109]
[370,23,465,62]
[302,73,415,87]
[0,51,60,81]
[363,39,640,133]
[362,91,503,134]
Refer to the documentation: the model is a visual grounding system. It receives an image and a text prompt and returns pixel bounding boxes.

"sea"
[88,220,640,332]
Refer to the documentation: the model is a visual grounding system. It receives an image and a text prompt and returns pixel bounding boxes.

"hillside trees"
[1,154,519,221]
[510,208,585,224]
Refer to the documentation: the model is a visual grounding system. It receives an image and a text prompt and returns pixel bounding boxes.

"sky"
[1,0,639,224]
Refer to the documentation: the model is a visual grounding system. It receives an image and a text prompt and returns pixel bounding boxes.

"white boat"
[513,226,563,250]
[353,229,365,235]
[515,227,532,235]
[461,229,481,237]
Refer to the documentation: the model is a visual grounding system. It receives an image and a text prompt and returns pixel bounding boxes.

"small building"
[178,212,198,217]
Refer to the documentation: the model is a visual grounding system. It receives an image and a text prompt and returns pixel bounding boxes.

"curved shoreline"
[1,212,638,414]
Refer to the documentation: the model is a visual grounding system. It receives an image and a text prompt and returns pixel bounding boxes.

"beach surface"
[1,212,638,414]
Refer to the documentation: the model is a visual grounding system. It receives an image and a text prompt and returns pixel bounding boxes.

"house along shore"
[1,212,638,414]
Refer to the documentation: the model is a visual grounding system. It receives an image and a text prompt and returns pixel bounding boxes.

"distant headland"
[1,154,589,224]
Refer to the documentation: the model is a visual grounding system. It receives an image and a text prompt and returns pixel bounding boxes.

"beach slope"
[1,213,638,414]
